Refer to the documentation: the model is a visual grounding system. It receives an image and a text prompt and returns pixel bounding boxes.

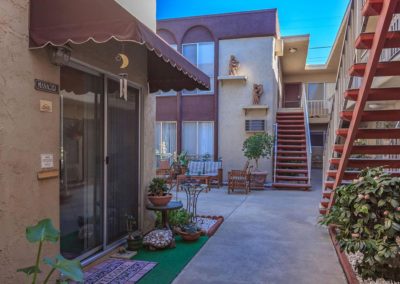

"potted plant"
[175,223,202,242]
[126,215,142,251]
[242,133,274,189]
[178,151,189,174]
[148,177,172,206]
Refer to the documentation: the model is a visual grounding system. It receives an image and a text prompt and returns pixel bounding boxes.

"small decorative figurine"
[229,55,240,76]
[252,84,264,105]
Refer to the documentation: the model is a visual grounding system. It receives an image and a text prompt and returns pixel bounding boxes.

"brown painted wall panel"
[181,95,215,121]
[156,96,178,121]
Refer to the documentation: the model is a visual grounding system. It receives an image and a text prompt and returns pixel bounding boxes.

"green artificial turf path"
[132,236,208,284]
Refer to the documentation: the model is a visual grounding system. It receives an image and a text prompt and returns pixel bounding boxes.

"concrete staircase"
[272,110,311,190]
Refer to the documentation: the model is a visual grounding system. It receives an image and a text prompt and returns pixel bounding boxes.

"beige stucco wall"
[0,1,155,283]
[116,0,157,31]
[218,37,278,182]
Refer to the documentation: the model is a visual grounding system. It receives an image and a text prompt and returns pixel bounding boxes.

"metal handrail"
[301,86,312,184]
[273,123,278,183]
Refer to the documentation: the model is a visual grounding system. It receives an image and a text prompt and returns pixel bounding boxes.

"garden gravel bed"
[194,216,224,237]
[346,252,400,284]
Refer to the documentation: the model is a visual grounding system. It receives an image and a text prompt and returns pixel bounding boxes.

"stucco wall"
[0,1,155,282]
[116,0,157,31]
[218,37,278,181]
[0,1,60,282]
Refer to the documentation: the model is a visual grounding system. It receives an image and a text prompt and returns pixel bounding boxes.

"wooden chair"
[227,162,252,194]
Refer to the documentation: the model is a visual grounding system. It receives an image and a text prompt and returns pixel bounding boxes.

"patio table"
[146,201,183,229]
[176,174,211,193]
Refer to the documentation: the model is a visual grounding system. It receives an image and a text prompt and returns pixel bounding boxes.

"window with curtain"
[155,122,177,166]
[307,83,325,101]
[182,121,214,159]
[182,42,214,95]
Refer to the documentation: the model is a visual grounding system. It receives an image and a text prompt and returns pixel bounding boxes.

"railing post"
[302,85,313,184]
[273,123,278,183]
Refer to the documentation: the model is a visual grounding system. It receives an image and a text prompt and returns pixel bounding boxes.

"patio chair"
[227,162,252,194]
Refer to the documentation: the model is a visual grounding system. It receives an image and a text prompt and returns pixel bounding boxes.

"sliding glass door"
[60,66,104,259]
[60,66,140,260]
[106,79,139,244]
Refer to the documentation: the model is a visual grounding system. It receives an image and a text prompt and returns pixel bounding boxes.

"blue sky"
[157,0,349,65]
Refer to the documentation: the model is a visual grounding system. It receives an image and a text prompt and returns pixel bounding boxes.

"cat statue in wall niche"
[229,55,240,76]
[252,84,264,105]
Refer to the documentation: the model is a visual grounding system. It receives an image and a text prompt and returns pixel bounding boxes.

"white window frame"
[182,121,214,157]
[155,121,177,160]
[182,42,214,95]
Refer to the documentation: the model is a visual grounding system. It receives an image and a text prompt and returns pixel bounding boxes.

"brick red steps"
[277,156,307,161]
[333,144,400,155]
[330,158,400,168]
[362,0,400,16]
[356,31,400,49]
[277,145,306,149]
[345,88,400,101]
[276,169,308,174]
[277,134,305,139]
[277,150,306,155]
[278,140,306,144]
[272,183,311,190]
[276,162,307,168]
[350,61,400,77]
[341,110,400,122]
[275,176,308,181]
[336,128,400,139]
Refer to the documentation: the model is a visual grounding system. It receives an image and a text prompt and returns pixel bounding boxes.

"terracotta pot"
[181,166,187,175]
[176,228,201,242]
[148,193,172,207]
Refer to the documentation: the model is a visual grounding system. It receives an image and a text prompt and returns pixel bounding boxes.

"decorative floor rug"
[83,259,157,284]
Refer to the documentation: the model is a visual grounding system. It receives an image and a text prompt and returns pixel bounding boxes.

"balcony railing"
[308,100,330,117]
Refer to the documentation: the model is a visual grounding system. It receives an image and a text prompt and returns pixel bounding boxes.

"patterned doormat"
[83,259,157,284]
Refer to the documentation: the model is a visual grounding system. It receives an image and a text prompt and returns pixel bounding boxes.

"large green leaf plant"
[321,167,400,281]
[17,218,83,283]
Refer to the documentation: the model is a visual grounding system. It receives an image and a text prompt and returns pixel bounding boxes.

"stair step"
[320,199,330,208]
[345,88,400,101]
[322,190,333,199]
[279,124,305,129]
[334,144,400,155]
[356,32,400,49]
[276,169,308,174]
[341,110,400,122]
[336,128,400,139]
[327,170,400,179]
[362,0,400,16]
[277,150,307,155]
[277,145,306,150]
[276,116,304,120]
[277,120,304,124]
[278,129,305,134]
[277,156,307,161]
[276,176,309,181]
[278,140,306,144]
[330,158,400,168]
[277,111,304,115]
[272,183,311,190]
[276,162,307,168]
[278,134,305,139]
[350,61,400,77]
[319,207,328,215]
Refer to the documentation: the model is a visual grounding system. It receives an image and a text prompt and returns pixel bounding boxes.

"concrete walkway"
[172,170,346,284]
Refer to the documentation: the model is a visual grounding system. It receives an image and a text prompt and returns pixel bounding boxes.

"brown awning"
[29,0,210,93]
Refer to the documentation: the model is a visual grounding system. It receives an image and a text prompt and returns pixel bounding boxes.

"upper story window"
[182,42,214,95]
[307,83,325,101]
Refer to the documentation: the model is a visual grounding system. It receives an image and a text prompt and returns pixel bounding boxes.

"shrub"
[156,208,192,228]
[321,167,400,281]
[242,133,274,169]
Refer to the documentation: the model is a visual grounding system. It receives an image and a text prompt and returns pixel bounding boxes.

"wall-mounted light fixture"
[50,46,72,66]
[289,47,298,54]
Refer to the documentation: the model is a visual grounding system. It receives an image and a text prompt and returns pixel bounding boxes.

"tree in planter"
[242,133,274,170]
[17,218,83,284]
[321,167,400,281]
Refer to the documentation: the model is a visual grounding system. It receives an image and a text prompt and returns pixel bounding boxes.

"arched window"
[182,26,215,95]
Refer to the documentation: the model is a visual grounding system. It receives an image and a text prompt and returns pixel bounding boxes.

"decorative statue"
[252,84,264,105]
[229,55,240,76]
